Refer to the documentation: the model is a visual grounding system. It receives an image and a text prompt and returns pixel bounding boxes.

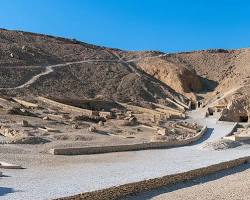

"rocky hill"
[0,28,249,112]
[0,29,190,106]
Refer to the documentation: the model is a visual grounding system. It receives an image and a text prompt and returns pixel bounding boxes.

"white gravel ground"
[1,110,250,200]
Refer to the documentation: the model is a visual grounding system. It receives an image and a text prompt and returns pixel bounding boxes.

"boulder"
[157,128,168,136]
[72,124,78,129]
[88,125,96,132]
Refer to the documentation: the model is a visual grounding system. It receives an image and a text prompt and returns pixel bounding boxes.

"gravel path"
[1,111,250,200]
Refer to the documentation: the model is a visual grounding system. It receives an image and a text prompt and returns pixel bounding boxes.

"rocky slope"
[0,29,189,106]
[0,28,249,112]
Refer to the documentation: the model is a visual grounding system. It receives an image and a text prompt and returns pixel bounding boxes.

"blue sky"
[1,0,250,52]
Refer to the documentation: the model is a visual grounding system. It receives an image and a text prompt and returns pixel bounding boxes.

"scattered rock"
[88,125,96,132]
[10,136,50,144]
[151,134,176,142]
[6,107,37,117]
[38,127,60,133]
[171,128,178,134]
[43,116,50,120]
[128,116,137,126]
[135,128,141,132]
[98,121,104,126]
[53,135,69,140]
[21,120,29,127]
[202,139,241,150]
[71,115,105,123]
[72,124,78,129]
[157,128,168,136]
[72,135,93,141]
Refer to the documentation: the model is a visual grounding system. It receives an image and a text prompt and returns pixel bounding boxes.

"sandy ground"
[124,163,250,200]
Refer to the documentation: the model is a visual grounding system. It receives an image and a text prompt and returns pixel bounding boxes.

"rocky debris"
[62,114,71,120]
[219,94,249,122]
[9,136,50,144]
[123,116,137,126]
[21,120,29,127]
[0,126,25,139]
[128,116,137,126]
[38,127,60,133]
[174,122,199,133]
[53,134,94,141]
[116,119,131,126]
[170,128,178,134]
[156,119,164,126]
[72,135,93,141]
[126,111,133,116]
[192,122,198,129]
[151,134,176,142]
[71,124,78,129]
[99,111,113,119]
[157,128,169,136]
[202,139,241,150]
[53,134,69,140]
[6,107,37,117]
[71,115,105,123]
[98,121,104,126]
[88,125,97,132]
[135,128,142,132]
[43,116,50,120]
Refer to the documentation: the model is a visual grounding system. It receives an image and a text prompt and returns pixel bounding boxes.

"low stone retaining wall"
[50,126,207,155]
[37,97,98,116]
[55,155,250,200]
[12,98,39,108]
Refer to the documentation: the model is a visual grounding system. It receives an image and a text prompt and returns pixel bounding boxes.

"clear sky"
[1,0,250,52]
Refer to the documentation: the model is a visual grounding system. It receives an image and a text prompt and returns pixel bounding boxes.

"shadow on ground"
[122,163,250,200]
[0,187,15,196]
[191,128,214,145]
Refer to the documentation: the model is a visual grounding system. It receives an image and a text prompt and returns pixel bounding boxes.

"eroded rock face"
[220,94,249,122]
[136,57,204,101]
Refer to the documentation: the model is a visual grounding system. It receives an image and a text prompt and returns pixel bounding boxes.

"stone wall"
[50,126,207,155]
[37,97,98,116]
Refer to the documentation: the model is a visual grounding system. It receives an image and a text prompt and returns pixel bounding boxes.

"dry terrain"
[1,28,250,200]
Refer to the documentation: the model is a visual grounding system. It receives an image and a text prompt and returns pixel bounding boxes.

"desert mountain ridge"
[0,28,249,116]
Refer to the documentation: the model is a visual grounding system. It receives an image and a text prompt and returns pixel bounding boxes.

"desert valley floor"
[1,29,250,200]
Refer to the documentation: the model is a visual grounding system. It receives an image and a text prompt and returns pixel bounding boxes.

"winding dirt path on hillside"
[0,59,117,90]
[0,53,168,90]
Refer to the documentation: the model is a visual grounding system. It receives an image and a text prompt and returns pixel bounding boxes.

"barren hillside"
[0,28,189,106]
[0,28,249,111]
